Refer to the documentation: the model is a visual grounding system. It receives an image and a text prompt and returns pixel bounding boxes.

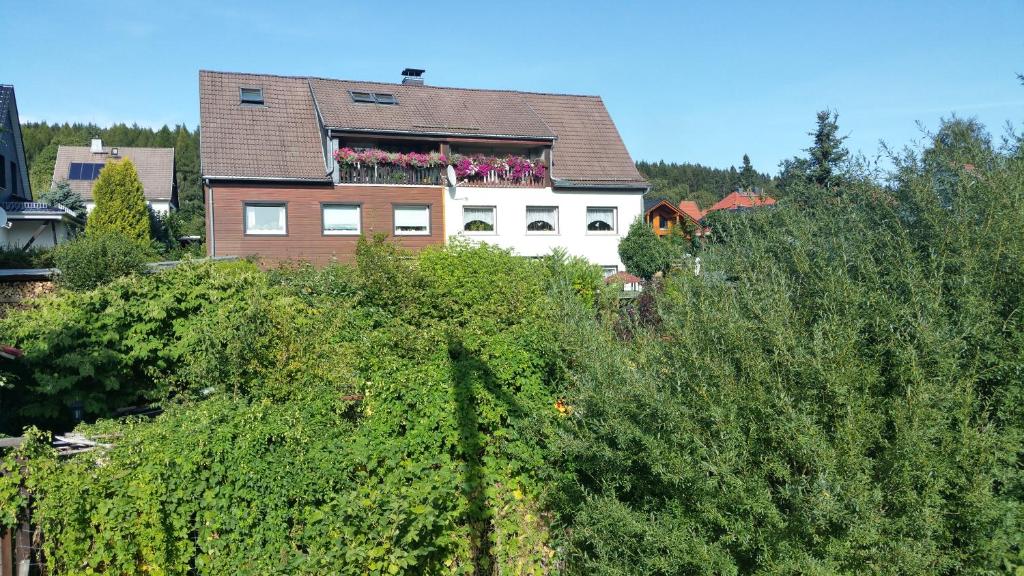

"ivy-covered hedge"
[0,239,602,574]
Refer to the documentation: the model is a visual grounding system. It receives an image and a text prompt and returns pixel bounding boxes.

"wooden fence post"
[0,527,13,576]
[14,520,28,576]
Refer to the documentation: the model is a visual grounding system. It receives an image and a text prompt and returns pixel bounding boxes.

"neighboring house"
[199,69,648,270]
[605,271,642,292]
[707,190,776,213]
[51,139,177,214]
[0,85,79,249]
[643,198,704,237]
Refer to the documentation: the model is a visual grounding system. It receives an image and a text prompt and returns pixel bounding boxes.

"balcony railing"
[337,164,443,186]
[459,169,546,188]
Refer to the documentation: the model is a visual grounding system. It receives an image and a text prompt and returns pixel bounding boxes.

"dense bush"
[553,127,1024,574]
[0,246,54,269]
[0,240,587,574]
[618,216,670,280]
[50,232,154,290]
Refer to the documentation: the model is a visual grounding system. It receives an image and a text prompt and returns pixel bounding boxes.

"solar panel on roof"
[69,163,83,179]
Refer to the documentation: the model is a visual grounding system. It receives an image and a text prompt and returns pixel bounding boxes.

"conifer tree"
[806,110,849,191]
[739,154,756,191]
[85,159,151,241]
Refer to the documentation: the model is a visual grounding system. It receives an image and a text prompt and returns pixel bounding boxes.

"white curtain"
[394,206,429,231]
[246,205,286,233]
[324,205,360,232]
[586,207,615,231]
[526,206,556,231]
[463,207,495,230]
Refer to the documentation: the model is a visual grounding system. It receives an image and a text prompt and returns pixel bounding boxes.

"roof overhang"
[203,175,333,184]
[328,127,556,142]
[552,179,649,191]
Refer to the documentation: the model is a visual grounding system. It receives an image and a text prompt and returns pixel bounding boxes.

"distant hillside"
[22,122,203,234]
[636,159,776,211]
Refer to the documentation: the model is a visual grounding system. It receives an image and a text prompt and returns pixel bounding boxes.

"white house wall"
[84,200,171,215]
[443,186,644,271]
[0,220,71,249]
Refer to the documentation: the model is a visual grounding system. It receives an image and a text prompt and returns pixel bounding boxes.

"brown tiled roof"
[51,146,174,201]
[199,70,646,187]
[199,71,329,180]
[309,78,555,139]
[522,93,645,185]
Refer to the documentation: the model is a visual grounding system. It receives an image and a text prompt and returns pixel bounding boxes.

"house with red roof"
[643,198,706,237]
[706,190,776,213]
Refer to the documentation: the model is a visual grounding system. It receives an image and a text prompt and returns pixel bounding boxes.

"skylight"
[349,91,398,105]
[240,87,264,105]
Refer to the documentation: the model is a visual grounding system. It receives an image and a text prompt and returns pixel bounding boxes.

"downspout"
[204,179,215,257]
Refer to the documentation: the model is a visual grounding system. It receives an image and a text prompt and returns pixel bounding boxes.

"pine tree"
[86,159,151,242]
[739,154,756,191]
[39,180,86,218]
[806,110,849,191]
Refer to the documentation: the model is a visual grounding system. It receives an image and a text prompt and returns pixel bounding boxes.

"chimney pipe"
[90,137,103,154]
[401,68,425,86]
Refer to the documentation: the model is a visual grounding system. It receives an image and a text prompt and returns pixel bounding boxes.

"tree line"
[637,154,777,209]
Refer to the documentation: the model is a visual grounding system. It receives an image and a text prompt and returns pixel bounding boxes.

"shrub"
[51,233,153,290]
[554,134,1024,574]
[618,216,670,280]
[0,246,54,269]
[85,159,151,241]
[37,180,86,219]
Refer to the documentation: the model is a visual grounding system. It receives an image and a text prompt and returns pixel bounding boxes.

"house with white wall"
[200,68,647,271]
[51,139,177,214]
[0,84,80,250]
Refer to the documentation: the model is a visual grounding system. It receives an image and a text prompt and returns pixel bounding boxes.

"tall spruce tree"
[86,159,151,241]
[739,154,756,191]
[806,110,849,191]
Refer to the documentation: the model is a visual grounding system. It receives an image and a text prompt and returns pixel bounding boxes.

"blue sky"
[3,1,1022,174]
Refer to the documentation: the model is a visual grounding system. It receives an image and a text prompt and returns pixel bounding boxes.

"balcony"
[450,154,548,188]
[337,164,443,186]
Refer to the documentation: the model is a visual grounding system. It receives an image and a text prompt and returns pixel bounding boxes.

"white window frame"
[322,203,362,236]
[393,204,431,236]
[586,206,618,235]
[244,202,287,236]
[602,265,618,277]
[462,205,497,234]
[525,206,559,235]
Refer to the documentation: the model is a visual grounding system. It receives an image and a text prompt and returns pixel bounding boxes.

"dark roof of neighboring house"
[644,197,679,213]
[708,191,777,213]
[0,86,13,124]
[51,146,175,202]
[199,70,647,188]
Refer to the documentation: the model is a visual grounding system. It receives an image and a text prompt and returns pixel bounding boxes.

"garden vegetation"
[1,116,1022,574]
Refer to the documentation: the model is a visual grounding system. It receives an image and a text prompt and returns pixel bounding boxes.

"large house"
[0,85,79,250]
[51,139,177,214]
[199,69,648,271]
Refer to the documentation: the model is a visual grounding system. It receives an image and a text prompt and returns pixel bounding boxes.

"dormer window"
[240,87,264,105]
[349,91,398,105]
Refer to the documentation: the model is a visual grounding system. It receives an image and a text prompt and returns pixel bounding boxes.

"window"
[659,216,669,230]
[350,91,374,103]
[240,87,264,105]
[586,207,617,233]
[244,203,287,235]
[602,266,618,277]
[394,205,430,235]
[526,206,558,233]
[349,91,398,105]
[463,206,495,232]
[68,162,105,180]
[0,154,5,189]
[322,204,361,235]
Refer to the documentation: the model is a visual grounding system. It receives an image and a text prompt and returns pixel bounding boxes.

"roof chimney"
[401,68,425,86]
[90,137,103,154]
